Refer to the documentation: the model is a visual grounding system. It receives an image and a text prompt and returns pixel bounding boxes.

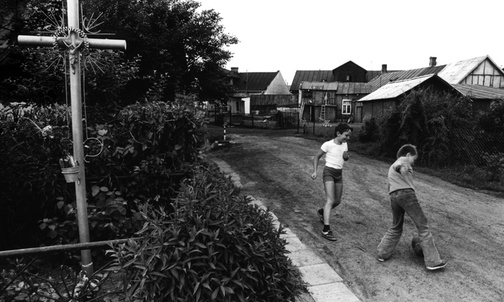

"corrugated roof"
[290,70,334,91]
[437,56,490,84]
[367,65,446,92]
[300,81,371,95]
[300,81,339,90]
[359,74,435,101]
[453,84,504,99]
[235,72,278,92]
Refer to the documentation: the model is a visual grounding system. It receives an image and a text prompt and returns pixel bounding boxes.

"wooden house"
[359,56,504,120]
[298,81,370,123]
[437,55,504,88]
[452,84,504,111]
[358,74,462,122]
[290,61,378,123]
[226,67,291,114]
[290,61,375,95]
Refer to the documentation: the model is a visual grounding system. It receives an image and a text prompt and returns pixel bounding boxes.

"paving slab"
[214,159,362,302]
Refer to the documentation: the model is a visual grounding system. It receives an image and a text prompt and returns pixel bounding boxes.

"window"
[342,99,351,114]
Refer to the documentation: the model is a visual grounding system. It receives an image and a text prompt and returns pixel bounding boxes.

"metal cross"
[17,0,126,276]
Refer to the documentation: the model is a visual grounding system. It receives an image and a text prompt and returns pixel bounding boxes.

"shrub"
[0,258,122,302]
[358,117,380,143]
[0,102,73,249]
[0,100,207,252]
[107,162,306,302]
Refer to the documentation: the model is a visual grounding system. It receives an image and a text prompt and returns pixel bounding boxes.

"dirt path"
[205,127,504,302]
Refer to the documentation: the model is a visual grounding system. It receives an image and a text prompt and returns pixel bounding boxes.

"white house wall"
[461,60,504,88]
[265,72,291,94]
[243,97,250,114]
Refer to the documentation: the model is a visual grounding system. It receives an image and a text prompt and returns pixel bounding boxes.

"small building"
[298,81,370,123]
[227,67,291,114]
[290,61,373,95]
[358,74,461,121]
[437,55,504,88]
[359,56,504,120]
[452,84,504,111]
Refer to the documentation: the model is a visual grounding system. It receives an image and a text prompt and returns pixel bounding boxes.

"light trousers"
[377,189,443,267]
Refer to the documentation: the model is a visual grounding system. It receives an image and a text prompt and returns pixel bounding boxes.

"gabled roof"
[437,55,502,84]
[235,72,278,93]
[359,74,439,101]
[367,65,446,92]
[290,70,334,91]
[453,84,504,99]
[332,61,366,73]
[300,81,371,95]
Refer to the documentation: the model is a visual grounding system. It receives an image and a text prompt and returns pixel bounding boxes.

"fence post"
[296,114,299,133]
[251,111,254,128]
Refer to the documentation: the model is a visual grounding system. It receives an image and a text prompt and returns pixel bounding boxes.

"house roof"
[300,81,371,95]
[332,61,366,73]
[359,74,437,102]
[235,71,278,92]
[437,55,500,84]
[290,70,334,91]
[453,84,504,99]
[367,65,446,92]
[366,70,384,82]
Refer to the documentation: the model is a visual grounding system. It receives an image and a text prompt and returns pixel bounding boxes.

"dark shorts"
[323,167,343,183]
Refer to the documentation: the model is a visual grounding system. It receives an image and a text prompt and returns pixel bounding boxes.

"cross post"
[17,0,126,276]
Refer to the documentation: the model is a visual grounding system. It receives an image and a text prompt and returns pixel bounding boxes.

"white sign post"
[18,0,126,275]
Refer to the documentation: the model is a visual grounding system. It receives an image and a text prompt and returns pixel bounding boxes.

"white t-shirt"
[321,140,348,169]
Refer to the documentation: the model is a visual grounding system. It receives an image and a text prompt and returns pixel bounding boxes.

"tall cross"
[18,0,126,275]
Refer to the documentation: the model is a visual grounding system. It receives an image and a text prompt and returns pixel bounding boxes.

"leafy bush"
[0,100,207,252]
[373,88,476,165]
[107,162,306,302]
[481,152,504,183]
[0,102,73,249]
[358,117,379,143]
[0,258,122,302]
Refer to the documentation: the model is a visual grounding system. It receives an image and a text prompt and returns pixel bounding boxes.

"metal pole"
[0,238,140,258]
[67,0,93,275]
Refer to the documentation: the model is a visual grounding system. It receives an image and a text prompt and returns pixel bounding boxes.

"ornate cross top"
[17,0,126,276]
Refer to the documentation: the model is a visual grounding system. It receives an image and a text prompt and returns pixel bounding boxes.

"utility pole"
[17,0,126,276]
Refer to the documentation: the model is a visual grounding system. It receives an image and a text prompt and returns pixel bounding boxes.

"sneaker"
[426,260,447,271]
[321,230,337,241]
[317,209,324,224]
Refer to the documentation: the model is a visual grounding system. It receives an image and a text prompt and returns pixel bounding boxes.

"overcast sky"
[198,0,503,86]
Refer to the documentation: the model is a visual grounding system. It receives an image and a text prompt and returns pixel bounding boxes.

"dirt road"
[205,126,504,302]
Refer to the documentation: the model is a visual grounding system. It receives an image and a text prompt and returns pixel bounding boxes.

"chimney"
[429,57,437,67]
[231,67,239,73]
[381,64,387,73]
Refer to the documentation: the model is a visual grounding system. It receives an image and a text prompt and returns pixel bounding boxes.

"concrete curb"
[212,159,361,302]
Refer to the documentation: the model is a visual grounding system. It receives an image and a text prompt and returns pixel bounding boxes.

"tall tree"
[82,0,238,103]
[2,0,238,105]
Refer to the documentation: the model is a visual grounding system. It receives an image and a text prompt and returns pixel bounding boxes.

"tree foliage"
[1,0,238,106]
[82,0,238,102]
[369,88,476,166]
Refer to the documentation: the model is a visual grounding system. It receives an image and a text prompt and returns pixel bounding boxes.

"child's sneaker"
[426,260,447,271]
[321,229,337,241]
